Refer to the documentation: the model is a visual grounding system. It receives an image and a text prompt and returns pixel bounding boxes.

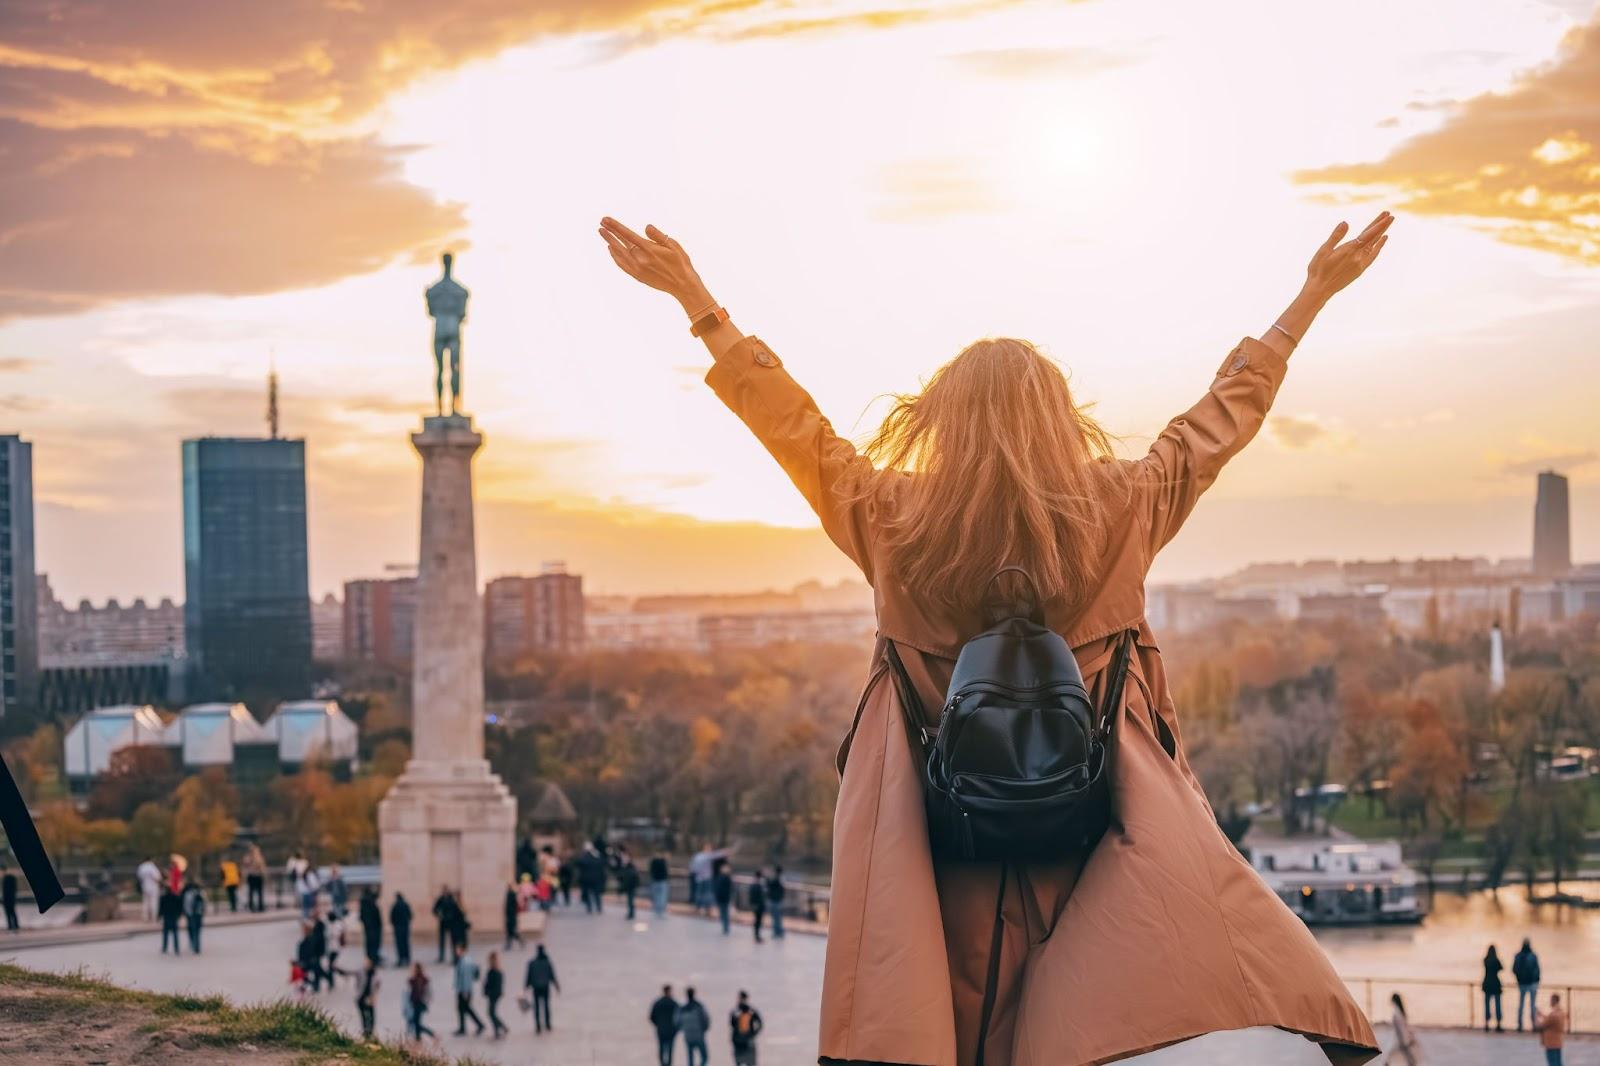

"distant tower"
[0,435,38,719]
[1489,621,1506,694]
[267,361,280,440]
[1532,470,1571,577]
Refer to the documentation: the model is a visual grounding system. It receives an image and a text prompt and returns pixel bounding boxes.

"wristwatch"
[689,306,730,337]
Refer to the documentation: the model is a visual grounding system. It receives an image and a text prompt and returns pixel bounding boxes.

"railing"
[1344,975,1600,1034]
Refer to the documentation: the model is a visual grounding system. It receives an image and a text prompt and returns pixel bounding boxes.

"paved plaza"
[2,906,1593,1065]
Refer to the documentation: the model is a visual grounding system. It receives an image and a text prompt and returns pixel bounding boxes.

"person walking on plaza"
[158,884,183,954]
[1535,992,1567,1065]
[326,864,348,918]
[433,886,459,962]
[484,950,509,1038]
[577,840,607,914]
[677,986,711,1066]
[166,854,185,894]
[136,855,161,922]
[1,863,18,932]
[284,850,306,911]
[296,862,321,919]
[712,859,734,935]
[219,855,240,913]
[524,943,559,1033]
[650,985,681,1066]
[1483,944,1505,1032]
[353,955,380,1040]
[1383,993,1420,1066]
[688,843,719,914]
[1514,938,1542,1032]
[360,886,383,964]
[296,921,323,992]
[618,849,641,920]
[557,853,574,907]
[451,942,487,1037]
[730,990,764,1066]
[390,891,413,967]
[749,870,768,943]
[325,908,347,988]
[765,866,786,939]
[242,843,267,912]
[599,209,1394,1065]
[305,913,329,991]
[503,881,522,949]
[650,852,672,918]
[181,878,206,953]
[407,962,436,1042]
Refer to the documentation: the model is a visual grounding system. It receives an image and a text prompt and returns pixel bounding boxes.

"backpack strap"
[972,861,1009,1066]
[1094,629,1138,742]
[883,638,933,758]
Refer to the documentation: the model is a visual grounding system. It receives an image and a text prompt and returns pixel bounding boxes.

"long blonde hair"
[858,337,1129,614]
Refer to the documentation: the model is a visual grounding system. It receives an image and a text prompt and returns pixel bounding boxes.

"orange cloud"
[0,0,1037,318]
[1297,17,1600,265]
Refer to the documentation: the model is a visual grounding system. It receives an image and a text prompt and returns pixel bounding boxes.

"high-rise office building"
[0,434,38,718]
[1532,469,1571,577]
[343,576,419,667]
[182,436,311,700]
[484,564,584,660]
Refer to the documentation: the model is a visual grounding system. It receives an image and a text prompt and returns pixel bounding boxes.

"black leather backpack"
[884,567,1137,863]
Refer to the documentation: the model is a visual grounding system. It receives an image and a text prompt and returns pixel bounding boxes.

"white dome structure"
[63,704,169,780]
[263,700,358,767]
[162,702,268,768]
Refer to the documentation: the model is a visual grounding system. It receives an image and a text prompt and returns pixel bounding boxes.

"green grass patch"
[0,962,457,1064]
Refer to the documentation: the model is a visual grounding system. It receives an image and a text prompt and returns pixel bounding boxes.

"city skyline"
[2,0,1599,603]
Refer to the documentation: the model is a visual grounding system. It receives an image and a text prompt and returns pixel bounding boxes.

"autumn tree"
[172,769,239,877]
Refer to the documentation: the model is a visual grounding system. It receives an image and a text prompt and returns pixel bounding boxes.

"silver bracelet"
[1269,322,1300,345]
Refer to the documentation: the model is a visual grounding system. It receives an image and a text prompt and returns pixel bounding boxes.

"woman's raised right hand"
[1305,211,1393,301]
[598,217,712,309]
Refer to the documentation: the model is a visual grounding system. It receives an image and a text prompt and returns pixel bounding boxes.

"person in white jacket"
[136,857,161,922]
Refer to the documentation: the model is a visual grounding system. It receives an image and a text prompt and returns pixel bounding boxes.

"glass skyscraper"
[1532,469,1572,578]
[0,434,38,719]
[182,437,311,701]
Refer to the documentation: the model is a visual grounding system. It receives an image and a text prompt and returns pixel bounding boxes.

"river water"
[1315,882,1600,1030]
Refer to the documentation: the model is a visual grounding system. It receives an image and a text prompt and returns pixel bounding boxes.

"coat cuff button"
[1227,352,1248,375]
[753,345,777,367]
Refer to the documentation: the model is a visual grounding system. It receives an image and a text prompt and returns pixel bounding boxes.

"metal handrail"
[1342,974,1597,1033]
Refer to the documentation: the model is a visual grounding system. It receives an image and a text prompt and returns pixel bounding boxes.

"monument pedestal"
[378,414,516,936]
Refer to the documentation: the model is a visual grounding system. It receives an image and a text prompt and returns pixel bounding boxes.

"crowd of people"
[650,985,764,1066]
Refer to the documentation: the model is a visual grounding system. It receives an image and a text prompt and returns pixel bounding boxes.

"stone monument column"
[378,413,516,938]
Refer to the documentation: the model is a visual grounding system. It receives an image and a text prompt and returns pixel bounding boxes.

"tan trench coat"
[706,334,1379,1066]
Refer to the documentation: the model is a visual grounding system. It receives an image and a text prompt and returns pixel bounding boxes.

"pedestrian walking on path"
[730,990,764,1066]
[748,870,767,943]
[360,886,383,963]
[242,844,266,912]
[618,849,641,920]
[599,212,1393,1065]
[766,866,786,939]
[158,885,183,954]
[650,853,671,918]
[677,986,711,1066]
[1483,944,1505,1032]
[406,962,436,1042]
[524,943,559,1034]
[650,984,680,1066]
[1,863,18,932]
[219,856,240,913]
[136,856,161,922]
[503,882,522,949]
[346,955,380,1040]
[712,860,733,935]
[1381,993,1420,1065]
[390,892,413,967]
[452,943,486,1037]
[181,879,205,953]
[433,886,460,962]
[1514,939,1542,1032]
[484,950,509,1038]
[1535,992,1567,1065]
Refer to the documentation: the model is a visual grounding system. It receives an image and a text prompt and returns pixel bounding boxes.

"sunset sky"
[3,0,1599,603]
